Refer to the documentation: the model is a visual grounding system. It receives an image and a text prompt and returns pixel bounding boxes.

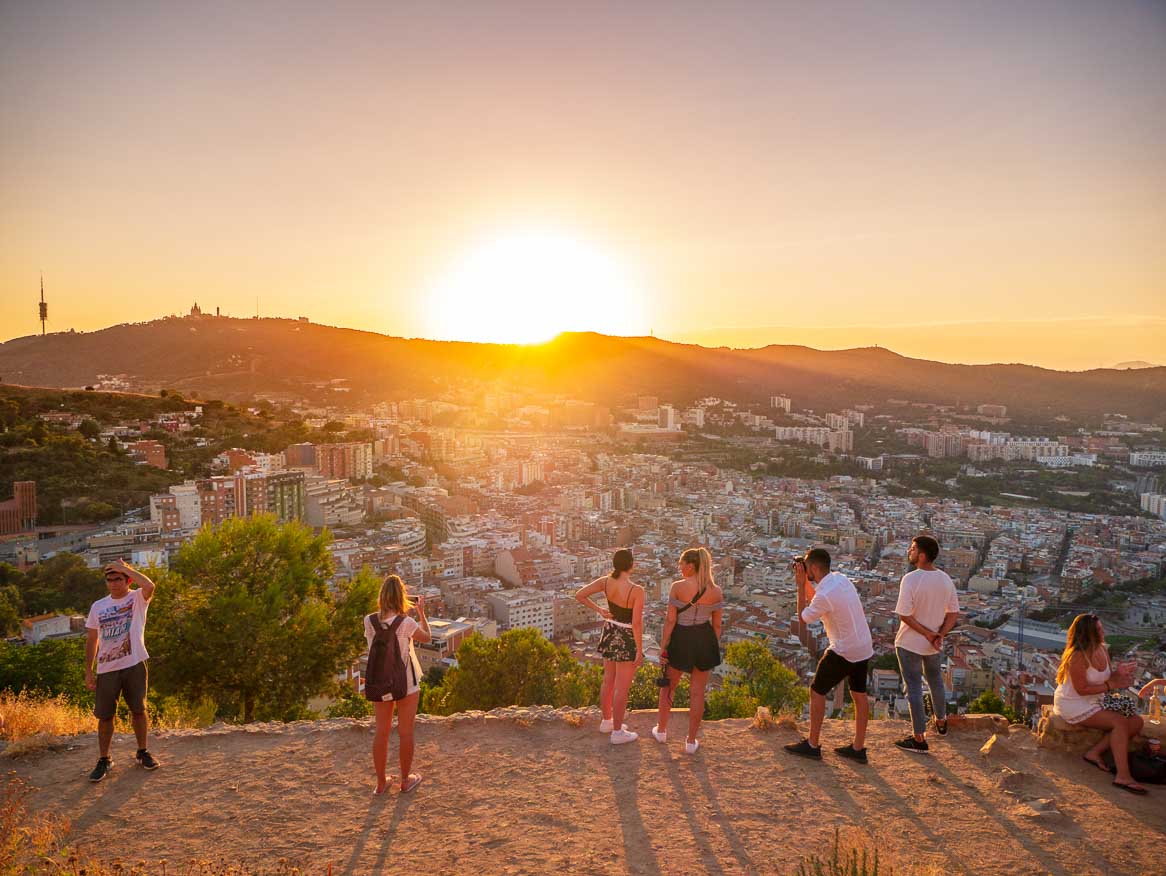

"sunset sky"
[2,1,1164,369]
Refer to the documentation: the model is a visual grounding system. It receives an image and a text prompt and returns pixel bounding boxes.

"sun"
[424,230,648,344]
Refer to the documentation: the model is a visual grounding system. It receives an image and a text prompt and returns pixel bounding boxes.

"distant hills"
[1,316,1164,421]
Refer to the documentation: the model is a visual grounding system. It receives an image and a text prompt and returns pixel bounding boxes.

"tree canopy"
[149,515,377,722]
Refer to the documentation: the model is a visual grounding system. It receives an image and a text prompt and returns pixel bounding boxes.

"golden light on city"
[423,230,648,344]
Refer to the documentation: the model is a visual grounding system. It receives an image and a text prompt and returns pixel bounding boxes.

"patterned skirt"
[1102,691,1139,717]
[597,621,637,662]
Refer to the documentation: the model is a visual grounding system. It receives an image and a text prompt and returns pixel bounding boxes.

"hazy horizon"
[3,1,1164,368]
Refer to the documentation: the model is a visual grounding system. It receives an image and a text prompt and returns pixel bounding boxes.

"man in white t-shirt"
[84,560,158,782]
[785,548,874,764]
[893,535,960,754]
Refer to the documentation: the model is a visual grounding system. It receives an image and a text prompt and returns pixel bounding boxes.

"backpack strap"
[367,612,384,632]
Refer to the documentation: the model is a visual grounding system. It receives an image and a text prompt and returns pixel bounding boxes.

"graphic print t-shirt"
[85,589,150,674]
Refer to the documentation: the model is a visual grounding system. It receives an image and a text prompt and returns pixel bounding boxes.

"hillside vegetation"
[2,317,1164,419]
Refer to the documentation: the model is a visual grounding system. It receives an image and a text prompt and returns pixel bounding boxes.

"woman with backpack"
[575,548,645,745]
[364,574,431,795]
[653,547,724,754]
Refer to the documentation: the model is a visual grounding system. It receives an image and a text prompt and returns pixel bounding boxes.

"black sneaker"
[935,717,948,737]
[89,757,113,782]
[894,735,930,754]
[784,738,822,760]
[834,743,868,764]
[135,749,159,771]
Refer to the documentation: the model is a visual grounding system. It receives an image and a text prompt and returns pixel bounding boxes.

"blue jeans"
[896,647,947,736]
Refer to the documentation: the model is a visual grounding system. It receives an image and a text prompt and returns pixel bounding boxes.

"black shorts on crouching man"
[810,650,868,696]
[94,661,148,720]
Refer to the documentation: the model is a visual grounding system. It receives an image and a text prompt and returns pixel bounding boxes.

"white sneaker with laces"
[651,725,667,743]
[610,728,639,745]
[685,739,700,755]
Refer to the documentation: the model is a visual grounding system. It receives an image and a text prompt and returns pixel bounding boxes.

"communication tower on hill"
[39,274,48,335]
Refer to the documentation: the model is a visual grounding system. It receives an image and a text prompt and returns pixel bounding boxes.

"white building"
[487,588,555,640]
[1130,451,1166,468]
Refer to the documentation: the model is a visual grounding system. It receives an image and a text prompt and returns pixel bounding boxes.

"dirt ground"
[10,710,1166,875]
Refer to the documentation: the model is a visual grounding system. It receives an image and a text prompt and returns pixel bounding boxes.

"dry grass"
[0,692,208,757]
[794,827,947,876]
[0,692,103,746]
[1,771,68,875]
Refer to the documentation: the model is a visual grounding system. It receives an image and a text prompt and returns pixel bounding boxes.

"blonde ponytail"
[680,547,716,592]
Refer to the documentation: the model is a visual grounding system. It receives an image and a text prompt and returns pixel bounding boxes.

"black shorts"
[810,650,869,696]
[94,661,148,719]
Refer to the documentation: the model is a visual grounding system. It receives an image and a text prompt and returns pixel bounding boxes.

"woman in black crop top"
[576,548,645,745]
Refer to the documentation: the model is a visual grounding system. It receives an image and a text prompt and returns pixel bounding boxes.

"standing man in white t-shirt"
[893,535,960,754]
[785,548,874,763]
[84,560,159,781]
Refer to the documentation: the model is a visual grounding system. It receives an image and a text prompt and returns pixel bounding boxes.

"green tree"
[149,516,378,722]
[0,638,91,703]
[967,690,1020,722]
[704,641,808,719]
[426,628,562,714]
[2,554,105,616]
[78,419,101,439]
[0,583,22,637]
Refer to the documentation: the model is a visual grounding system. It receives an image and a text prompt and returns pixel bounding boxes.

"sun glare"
[424,230,647,344]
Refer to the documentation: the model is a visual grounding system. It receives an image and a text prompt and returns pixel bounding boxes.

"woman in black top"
[576,548,644,745]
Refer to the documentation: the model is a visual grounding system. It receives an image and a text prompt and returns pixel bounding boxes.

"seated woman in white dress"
[1053,613,1146,794]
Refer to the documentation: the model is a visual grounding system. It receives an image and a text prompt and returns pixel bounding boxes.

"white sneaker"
[599,719,629,733]
[610,729,639,745]
[685,739,700,755]
[651,725,667,744]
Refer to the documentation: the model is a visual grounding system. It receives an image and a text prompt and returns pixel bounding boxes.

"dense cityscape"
[5,316,1165,725]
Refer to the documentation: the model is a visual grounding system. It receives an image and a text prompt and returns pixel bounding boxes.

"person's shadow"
[603,742,661,875]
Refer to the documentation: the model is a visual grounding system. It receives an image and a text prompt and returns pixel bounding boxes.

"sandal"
[401,773,423,794]
[1112,780,1148,795]
[1082,755,1109,772]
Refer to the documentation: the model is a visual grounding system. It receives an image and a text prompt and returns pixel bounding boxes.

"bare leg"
[852,693,869,750]
[1084,732,1112,762]
[396,692,420,790]
[655,666,683,734]
[808,691,827,748]
[612,661,637,730]
[600,661,616,722]
[98,718,114,758]
[1079,710,1139,786]
[372,700,395,794]
[688,669,710,743]
[131,711,148,750]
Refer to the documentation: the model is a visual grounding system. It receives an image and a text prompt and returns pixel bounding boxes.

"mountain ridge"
[1,316,1163,420]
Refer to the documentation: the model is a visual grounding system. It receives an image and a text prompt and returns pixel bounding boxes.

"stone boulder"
[1035,709,1105,754]
[940,713,1011,735]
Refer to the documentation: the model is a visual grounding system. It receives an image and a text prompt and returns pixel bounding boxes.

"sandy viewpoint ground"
[9,709,1166,875]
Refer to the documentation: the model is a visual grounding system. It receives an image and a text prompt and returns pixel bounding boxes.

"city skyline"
[2,1,1165,369]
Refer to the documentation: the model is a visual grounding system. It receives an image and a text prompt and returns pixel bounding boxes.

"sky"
[1,0,1164,370]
